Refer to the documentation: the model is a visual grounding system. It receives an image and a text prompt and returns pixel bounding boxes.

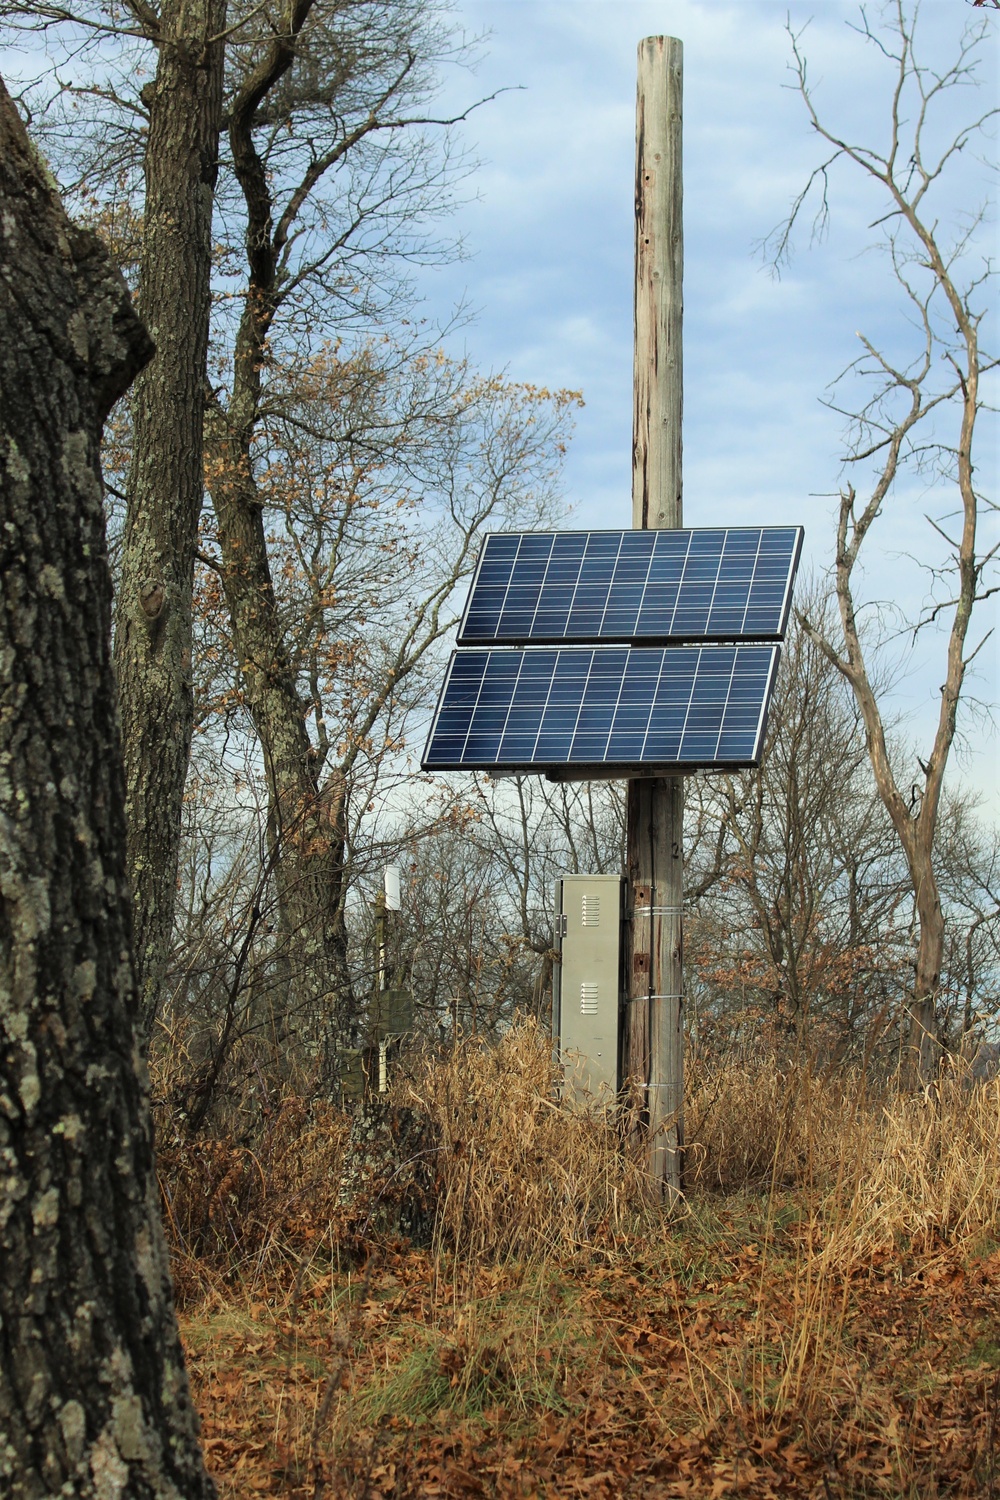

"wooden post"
[625,36,684,1200]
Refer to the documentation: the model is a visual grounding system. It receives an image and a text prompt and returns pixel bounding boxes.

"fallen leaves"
[179,1222,1000,1499]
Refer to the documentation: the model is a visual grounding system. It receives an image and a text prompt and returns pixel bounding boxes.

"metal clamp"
[633,904,684,915]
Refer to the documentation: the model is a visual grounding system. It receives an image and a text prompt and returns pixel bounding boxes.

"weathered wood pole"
[625,36,684,1199]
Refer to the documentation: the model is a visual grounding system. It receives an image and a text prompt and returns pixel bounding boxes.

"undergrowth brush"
[158,1020,1000,1496]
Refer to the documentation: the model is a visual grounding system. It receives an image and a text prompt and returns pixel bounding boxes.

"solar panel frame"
[457,526,804,646]
[421,643,782,778]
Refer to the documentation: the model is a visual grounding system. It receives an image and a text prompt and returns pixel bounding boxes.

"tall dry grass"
[154,1016,1000,1299]
[393,1020,649,1265]
[686,1048,1000,1256]
[832,1075,1000,1256]
[170,1022,999,1495]
[683,1053,860,1192]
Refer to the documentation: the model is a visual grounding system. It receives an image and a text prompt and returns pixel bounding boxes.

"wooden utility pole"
[625,36,684,1200]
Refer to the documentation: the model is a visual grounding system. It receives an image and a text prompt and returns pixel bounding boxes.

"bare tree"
[115,0,227,1045]
[187,3,504,1068]
[685,599,911,1066]
[772,1,998,1080]
[3,0,485,1044]
[151,344,574,1107]
[0,78,214,1497]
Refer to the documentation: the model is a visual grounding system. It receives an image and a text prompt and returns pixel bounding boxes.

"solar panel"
[457,527,803,646]
[421,644,781,777]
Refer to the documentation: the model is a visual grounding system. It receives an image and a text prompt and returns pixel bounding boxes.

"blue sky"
[4,0,991,804]
[420,0,998,806]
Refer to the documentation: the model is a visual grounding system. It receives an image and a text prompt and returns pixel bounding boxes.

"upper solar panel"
[421,644,781,778]
[457,527,803,646]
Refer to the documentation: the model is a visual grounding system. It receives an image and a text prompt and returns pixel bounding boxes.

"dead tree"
[774,2,998,1082]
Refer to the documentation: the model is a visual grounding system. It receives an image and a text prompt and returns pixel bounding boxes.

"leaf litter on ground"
[182,1214,1000,1498]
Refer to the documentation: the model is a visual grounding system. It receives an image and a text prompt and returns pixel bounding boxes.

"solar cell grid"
[422,644,780,775]
[458,526,802,645]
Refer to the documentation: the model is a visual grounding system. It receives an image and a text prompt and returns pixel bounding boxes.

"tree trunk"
[198,13,362,1072]
[114,0,227,1045]
[205,407,356,1071]
[0,80,214,1499]
[910,848,945,1084]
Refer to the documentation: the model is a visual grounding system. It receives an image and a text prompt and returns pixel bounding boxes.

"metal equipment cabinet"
[553,874,624,1101]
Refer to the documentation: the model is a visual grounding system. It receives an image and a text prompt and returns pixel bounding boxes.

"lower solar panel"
[421,644,781,776]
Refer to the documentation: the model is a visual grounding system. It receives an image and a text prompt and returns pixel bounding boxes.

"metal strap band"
[634,905,684,915]
[623,993,685,1004]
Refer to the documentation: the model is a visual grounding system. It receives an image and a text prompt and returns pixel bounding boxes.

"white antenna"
[384,864,401,912]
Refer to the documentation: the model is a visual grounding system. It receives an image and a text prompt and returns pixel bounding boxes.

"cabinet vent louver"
[580,983,599,1016]
[581,896,600,927]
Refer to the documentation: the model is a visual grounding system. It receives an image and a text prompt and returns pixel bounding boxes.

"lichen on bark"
[0,76,216,1499]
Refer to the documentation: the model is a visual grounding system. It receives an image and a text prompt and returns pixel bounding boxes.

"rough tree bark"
[201,14,459,1067]
[202,2,361,1071]
[205,389,355,1070]
[0,80,215,1498]
[114,0,227,1044]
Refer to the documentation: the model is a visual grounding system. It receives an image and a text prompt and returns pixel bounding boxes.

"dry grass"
[156,1019,1000,1284]
[841,1076,1000,1255]
[157,1095,350,1304]
[683,1053,858,1192]
[163,1021,1000,1496]
[393,1022,649,1266]
[685,1048,1000,1257]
